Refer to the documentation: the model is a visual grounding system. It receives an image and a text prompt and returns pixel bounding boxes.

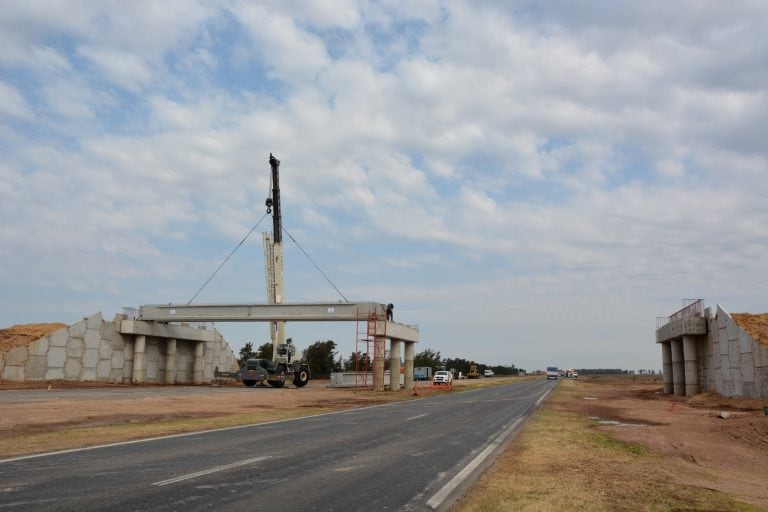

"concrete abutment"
[657,303,768,399]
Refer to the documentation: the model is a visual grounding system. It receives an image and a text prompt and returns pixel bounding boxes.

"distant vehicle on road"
[433,370,453,385]
[546,366,559,380]
[483,369,494,377]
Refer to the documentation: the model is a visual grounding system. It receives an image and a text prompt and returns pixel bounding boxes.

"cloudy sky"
[1,1,766,372]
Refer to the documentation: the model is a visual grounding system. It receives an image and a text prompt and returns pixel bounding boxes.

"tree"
[444,357,473,376]
[346,351,371,371]
[414,348,442,369]
[256,342,273,360]
[237,342,258,366]
[303,340,337,375]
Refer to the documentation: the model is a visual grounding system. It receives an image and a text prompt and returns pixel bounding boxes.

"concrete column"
[193,341,204,385]
[671,338,685,396]
[389,339,401,391]
[661,341,673,395]
[404,342,415,391]
[683,335,700,396]
[132,335,146,384]
[165,338,177,385]
[373,335,386,392]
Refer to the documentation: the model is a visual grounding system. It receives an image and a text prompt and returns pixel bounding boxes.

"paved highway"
[0,379,553,511]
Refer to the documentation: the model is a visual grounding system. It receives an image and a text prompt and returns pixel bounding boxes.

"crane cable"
[188,159,348,305]
[187,212,270,304]
[283,225,349,303]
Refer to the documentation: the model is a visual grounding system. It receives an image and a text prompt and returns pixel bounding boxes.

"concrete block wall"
[0,312,238,385]
[1,312,132,383]
[704,305,768,399]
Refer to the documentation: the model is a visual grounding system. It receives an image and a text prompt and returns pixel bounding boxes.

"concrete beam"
[656,315,707,343]
[139,302,385,322]
[371,321,420,343]
[119,319,217,342]
[137,302,419,343]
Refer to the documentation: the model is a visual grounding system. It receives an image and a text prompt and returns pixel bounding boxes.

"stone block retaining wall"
[702,305,768,399]
[0,312,238,384]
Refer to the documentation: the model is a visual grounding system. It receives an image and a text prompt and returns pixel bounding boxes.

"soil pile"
[732,313,768,348]
[0,323,67,355]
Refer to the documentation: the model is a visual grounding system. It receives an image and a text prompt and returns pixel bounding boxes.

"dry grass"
[0,408,329,459]
[453,380,762,512]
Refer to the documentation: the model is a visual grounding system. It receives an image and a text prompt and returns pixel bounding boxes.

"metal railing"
[122,307,139,320]
[656,299,703,329]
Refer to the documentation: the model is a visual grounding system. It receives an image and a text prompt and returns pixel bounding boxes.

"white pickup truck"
[433,370,453,385]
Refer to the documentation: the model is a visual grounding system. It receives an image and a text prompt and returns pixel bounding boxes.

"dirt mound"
[0,323,67,355]
[686,391,765,412]
[731,313,768,348]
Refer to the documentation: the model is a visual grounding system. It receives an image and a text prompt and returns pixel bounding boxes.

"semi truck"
[546,366,559,380]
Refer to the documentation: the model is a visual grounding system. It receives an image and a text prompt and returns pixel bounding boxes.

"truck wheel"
[293,368,310,387]
[243,380,256,387]
[268,380,285,388]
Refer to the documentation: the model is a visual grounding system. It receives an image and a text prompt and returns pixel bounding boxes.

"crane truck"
[216,154,311,388]
[240,339,310,388]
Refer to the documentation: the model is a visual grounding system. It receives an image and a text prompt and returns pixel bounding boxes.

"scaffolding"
[355,311,386,388]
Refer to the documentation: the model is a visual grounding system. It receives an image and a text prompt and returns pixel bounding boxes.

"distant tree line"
[239,342,526,377]
[414,348,525,376]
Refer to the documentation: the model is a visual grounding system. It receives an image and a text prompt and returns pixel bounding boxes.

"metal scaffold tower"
[354,311,387,388]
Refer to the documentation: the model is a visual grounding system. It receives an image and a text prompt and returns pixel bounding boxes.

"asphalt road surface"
[0,379,553,512]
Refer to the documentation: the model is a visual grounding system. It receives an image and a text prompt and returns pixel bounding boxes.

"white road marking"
[535,387,553,406]
[153,456,271,486]
[406,413,427,421]
[426,417,524,510]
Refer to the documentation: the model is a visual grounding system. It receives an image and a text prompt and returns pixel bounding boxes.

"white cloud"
[235,4,332,85]
[77,46,153,93]
[0,80,32,119]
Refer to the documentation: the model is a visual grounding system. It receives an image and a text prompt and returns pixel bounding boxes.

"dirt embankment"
[0,323,67,355]
[732,313,768,348]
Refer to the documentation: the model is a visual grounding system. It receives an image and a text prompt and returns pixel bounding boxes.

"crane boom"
[265,154,286,354]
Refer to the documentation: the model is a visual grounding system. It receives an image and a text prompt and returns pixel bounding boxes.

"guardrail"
[656,299,703,329]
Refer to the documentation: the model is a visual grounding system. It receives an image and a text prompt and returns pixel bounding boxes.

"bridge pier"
[661,341,673,394]
[671,338,685,396]
[683,335,700,396]
[132,335,146,383]
[193,342,204,385]
[165,338,177,384]
[404,342,414,391]
[390,339,401,390]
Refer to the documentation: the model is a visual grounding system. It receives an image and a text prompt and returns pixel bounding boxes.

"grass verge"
[452,381,762,512]
[0,408,329,459]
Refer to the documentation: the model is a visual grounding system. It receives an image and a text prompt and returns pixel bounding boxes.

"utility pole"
[264,153,286,359]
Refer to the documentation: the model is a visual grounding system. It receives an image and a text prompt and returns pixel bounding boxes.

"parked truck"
[414,367,432,381]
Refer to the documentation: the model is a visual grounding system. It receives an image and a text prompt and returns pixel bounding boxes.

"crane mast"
[264,154,286,359]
